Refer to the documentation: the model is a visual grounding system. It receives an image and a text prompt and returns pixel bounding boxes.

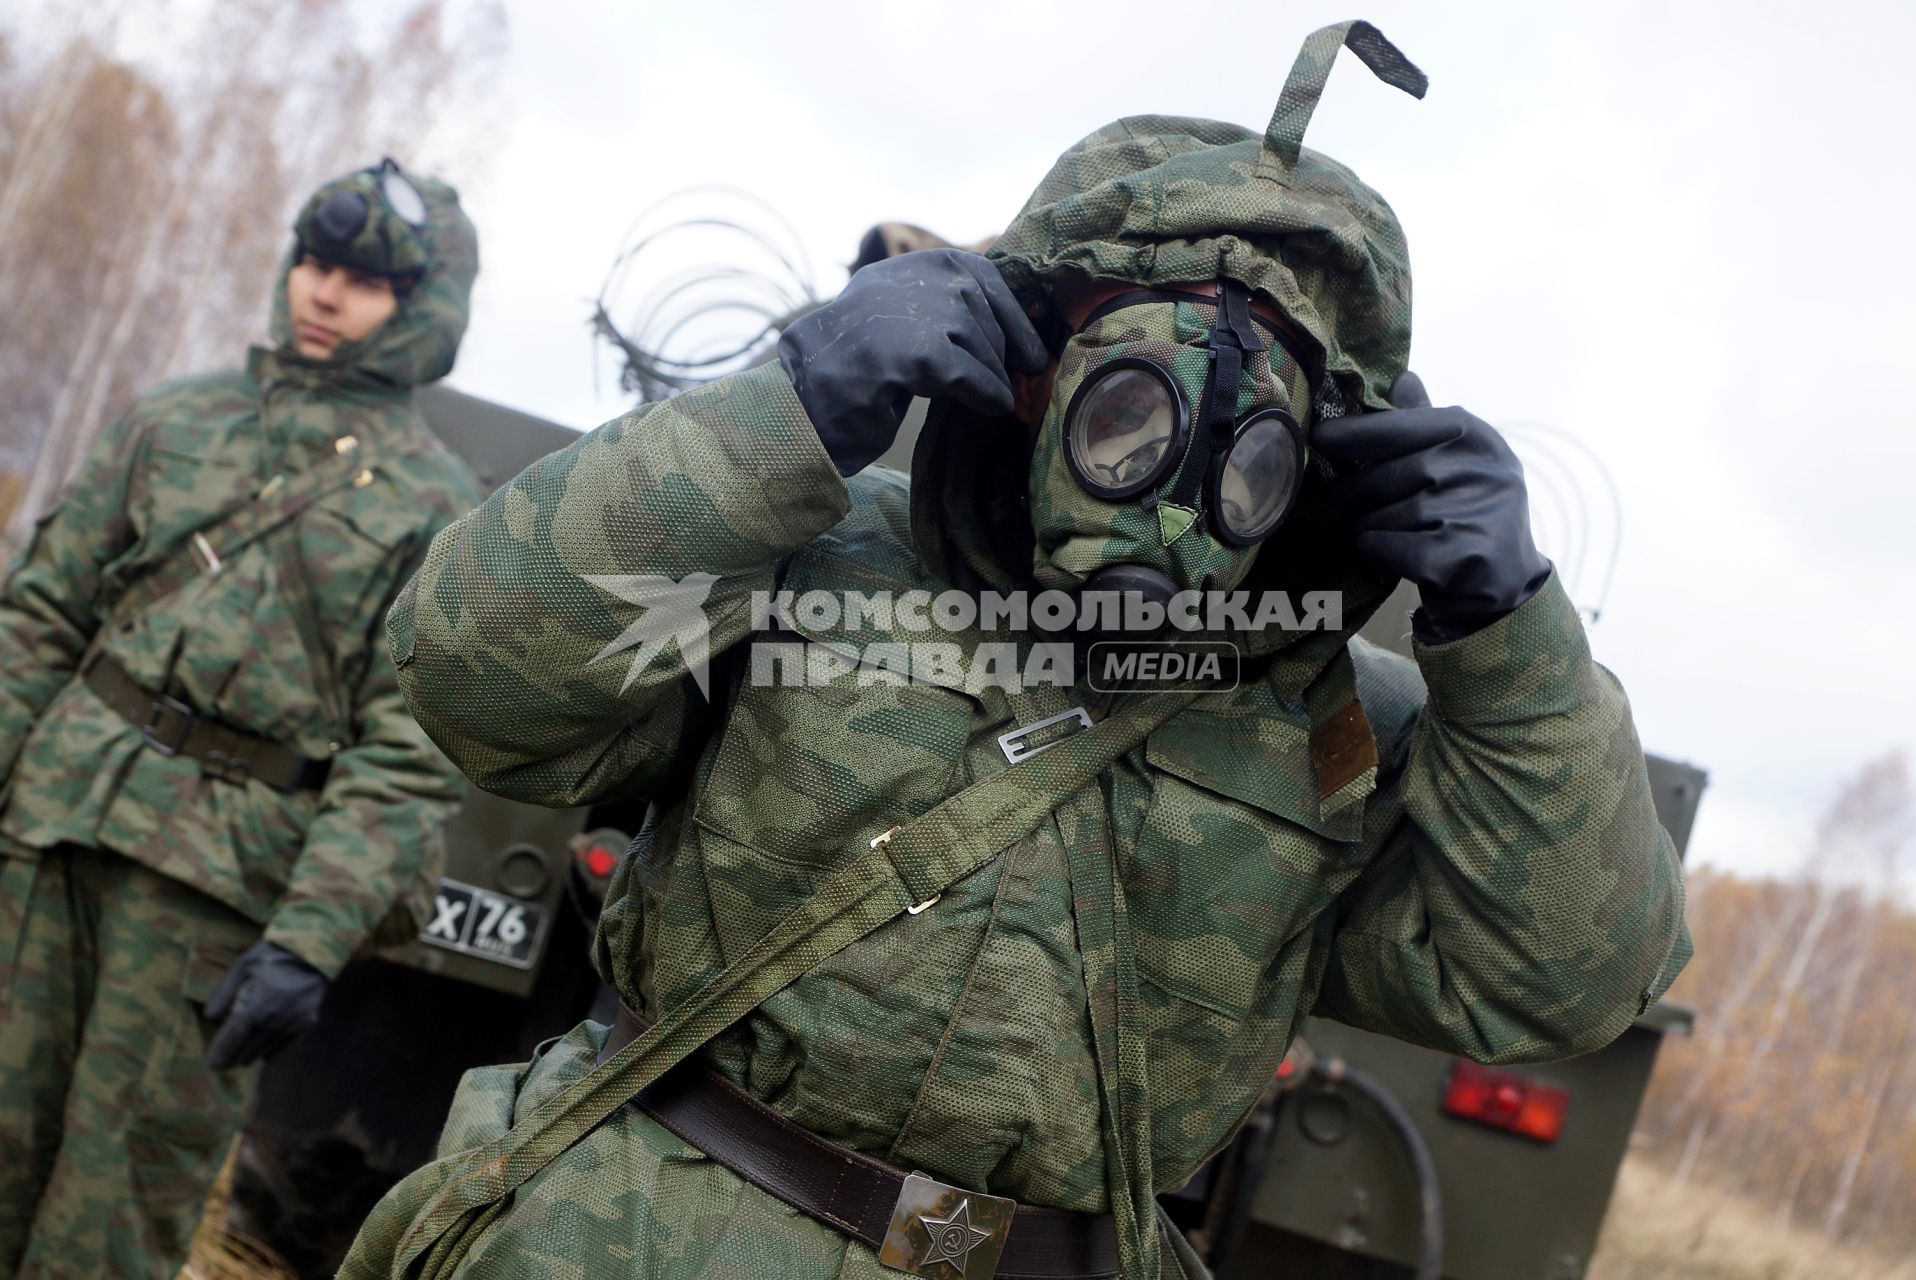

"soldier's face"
[286,252,399,359]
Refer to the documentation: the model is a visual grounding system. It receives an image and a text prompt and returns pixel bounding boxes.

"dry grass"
[1589,1155,1916,1280]
[174,1144,298,1280]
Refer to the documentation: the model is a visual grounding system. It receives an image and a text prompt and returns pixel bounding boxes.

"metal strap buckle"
[878,1172,1017,1280]
[140,694,196,756]
[201,748,252,786]
[996,706,1091,765]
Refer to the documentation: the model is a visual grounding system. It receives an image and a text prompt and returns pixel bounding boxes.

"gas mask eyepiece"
[310,191,370,250]
[293,158,433,281]
[376,158,428,226]
[1207,407,1304,545]
[1063,359,1187,498]
[1056,282,1309,548]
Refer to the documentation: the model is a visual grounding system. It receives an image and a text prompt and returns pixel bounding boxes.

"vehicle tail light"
[1273,1039,1315,1092]
[1441,1061,1569,1144]
[581,844,617,878]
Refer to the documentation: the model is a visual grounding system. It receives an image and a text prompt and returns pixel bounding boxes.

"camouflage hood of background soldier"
[268,159,479,389]
[908,20,1424,655]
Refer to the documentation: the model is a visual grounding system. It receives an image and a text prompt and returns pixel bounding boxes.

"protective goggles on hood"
[1057,280,1313,545]
[294,158,432,281]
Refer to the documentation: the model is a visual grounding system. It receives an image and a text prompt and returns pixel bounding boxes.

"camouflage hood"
[270,160,479,388]
[913,20,1423,647]
[988,19,1425,416]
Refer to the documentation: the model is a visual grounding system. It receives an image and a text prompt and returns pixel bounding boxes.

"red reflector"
[1441,1061,1569,1144]
[583,846,617,878]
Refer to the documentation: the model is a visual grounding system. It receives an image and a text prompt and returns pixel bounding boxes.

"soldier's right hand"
[778,249,1049,476]
[203,940,329,1071]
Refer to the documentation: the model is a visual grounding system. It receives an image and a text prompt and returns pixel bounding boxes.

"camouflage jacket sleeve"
[0,408,148,784]
[387,362,851,807]
[1312,573,1692,1064]
[262,529,469,979]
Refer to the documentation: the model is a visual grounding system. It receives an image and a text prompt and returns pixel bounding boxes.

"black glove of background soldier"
[778,249,1049,476]
[1312,371,1552,644]
[203,939,328,1070]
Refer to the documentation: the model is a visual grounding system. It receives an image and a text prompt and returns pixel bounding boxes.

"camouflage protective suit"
[342,24,1690,1280]
[0,167,483,1278]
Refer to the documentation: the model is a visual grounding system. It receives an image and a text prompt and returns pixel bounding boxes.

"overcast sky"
[437,0,1916,881]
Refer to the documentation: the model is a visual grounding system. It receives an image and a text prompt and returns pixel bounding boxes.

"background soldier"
[0,160,484,1277]
[343,22,1689,1280]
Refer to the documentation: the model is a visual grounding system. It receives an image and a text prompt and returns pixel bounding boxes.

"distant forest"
[0,0,505,550]
[1635,751,1916,1253]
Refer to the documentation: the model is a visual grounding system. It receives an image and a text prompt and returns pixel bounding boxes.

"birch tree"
[0,0,507,546]
[1637,752,1915,1252]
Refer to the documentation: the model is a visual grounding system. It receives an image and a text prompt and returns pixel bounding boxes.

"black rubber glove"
[203,940,328,1070]
[1312,371,1552,644]
[778,249,1049,476]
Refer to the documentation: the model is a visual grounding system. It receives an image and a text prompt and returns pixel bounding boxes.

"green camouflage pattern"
[0,164,483,1277]
[343,344,1689,1276]
[0,170,482,980]
[989,20,1426,414]
[294,164,431,278]
[1026,295,1312,594]
[285,163,479,388]
[0,845,261,1278]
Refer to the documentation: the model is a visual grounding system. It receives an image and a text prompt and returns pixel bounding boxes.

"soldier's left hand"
[203,941,329,1070]
[1311,371,1552,643]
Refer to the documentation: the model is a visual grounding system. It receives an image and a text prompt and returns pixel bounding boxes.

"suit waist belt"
[599,1004,1120,1279]
[81,651,334,794]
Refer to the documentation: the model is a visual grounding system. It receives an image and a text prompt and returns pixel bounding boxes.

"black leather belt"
[599,1006,1119,1279]
[82,651,334,794]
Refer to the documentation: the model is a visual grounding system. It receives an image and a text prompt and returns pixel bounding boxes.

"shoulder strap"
[104,436,418,634]
[393,687,1202,1275]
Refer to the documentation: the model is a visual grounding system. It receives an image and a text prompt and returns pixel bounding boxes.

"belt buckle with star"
[878,1172,1016,1279]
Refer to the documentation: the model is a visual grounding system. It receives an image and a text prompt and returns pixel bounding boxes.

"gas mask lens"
[1060,353,1307,546]
[1065,360,1187,498]
[378,164,428,226]
[1212,409,1304,545]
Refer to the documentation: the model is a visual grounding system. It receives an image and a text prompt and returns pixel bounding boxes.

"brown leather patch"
[1310,699,1379,798]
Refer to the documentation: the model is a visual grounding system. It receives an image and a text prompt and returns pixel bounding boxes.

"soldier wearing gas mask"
[0,160,482,1277]
[344,23,1688,1280]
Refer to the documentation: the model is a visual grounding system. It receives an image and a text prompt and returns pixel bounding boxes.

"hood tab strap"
[1257,19,1428,185]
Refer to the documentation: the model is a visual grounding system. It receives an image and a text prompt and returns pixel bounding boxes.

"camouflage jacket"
[0,214,483,978]
[390,362,1690,1268]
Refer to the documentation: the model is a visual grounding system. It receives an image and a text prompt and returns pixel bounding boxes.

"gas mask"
[1027,279,1316,613]
[293,157,433,283]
